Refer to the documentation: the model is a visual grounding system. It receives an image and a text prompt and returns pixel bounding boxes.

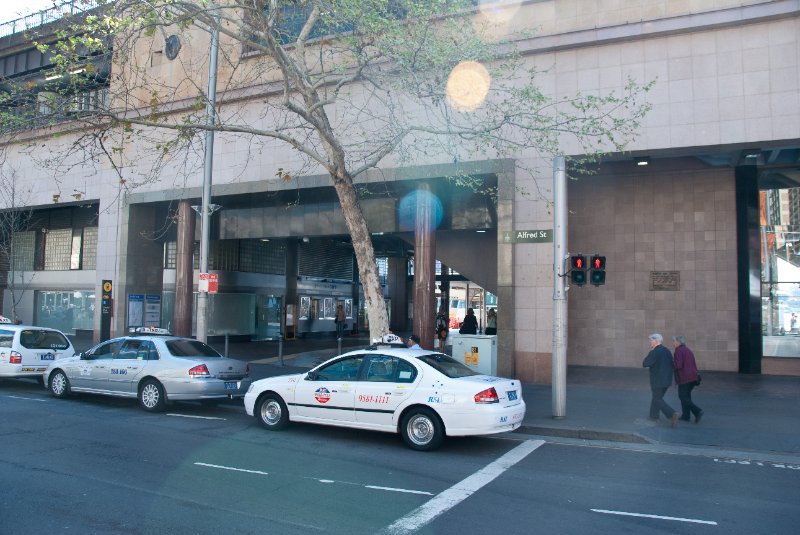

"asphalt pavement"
[209,333,800,458]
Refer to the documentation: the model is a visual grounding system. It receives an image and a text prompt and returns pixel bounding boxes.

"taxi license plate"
[39,354,55,361]
[507,390,518,401]
[224,381,238,391]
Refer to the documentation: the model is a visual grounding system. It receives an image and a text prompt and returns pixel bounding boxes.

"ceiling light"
[476,230,487,233]
[634,157,650,166]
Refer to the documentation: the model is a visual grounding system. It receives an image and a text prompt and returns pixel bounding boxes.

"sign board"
[101,279,112,341]
[650,271,680,291]
[128,294,144,327]
[501,229,553,243]
[198,273,219,293]
[145,294,161,325]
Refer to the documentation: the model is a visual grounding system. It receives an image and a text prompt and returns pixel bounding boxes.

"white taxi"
[43,327,251,411]
[0,316,75,381]
[244,346,525,451]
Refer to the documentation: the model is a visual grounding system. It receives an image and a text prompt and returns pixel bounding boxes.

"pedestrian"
[672,335,703,423]
[334,304,346,340]
[485,308,497,335]
[642,333,679,427]
[436,309,449,348]
[459,308,478,335]
[407,334,422,349]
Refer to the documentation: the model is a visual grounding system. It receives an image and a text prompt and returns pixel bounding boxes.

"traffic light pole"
[552,156,567,418]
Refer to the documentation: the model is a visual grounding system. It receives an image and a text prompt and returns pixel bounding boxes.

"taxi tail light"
[9,351,22,364]
[188,364,210,377]
[474,387,499,404]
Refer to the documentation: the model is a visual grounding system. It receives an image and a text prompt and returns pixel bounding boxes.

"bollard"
[278,334,284,366]
[337,337,342,355]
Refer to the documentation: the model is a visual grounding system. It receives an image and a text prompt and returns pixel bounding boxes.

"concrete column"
[173,200,195,337]
[413,184,436,349]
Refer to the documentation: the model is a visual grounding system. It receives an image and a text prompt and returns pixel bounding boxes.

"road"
[1,377,799,534]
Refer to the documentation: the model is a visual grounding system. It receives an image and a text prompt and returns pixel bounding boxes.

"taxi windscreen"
[417,353,480,378]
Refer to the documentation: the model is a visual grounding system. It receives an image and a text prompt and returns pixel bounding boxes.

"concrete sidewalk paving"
[215,336,800,458]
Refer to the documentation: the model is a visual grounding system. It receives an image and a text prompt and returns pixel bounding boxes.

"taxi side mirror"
[78,352,88,360]
[305,371,318,381]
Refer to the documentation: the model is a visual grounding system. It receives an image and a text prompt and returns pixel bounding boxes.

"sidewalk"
[214,336,800,458]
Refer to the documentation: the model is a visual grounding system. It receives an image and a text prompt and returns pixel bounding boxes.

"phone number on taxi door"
[358,395,389,404]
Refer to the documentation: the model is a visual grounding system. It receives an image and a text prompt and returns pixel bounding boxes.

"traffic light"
[590,255,606,286]
[570,255,587,286]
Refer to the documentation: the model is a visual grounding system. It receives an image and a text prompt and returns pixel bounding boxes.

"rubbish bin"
[451,334,497,376]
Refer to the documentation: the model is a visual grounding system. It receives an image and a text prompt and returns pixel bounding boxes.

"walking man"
[643,333,679,427]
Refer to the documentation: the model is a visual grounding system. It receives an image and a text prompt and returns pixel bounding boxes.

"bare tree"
[7,0,652,340]
[0,159,36,322]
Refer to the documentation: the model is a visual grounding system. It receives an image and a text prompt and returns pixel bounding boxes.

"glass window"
[165,339,221,358]
[116,340,154,360]
[43,229,72,270]
[364,356,418,383]
[0,329,14,348]
[88,340,123,359]
[312,356,364,381]
[19,329,71,350]
[82,227,98,270]
[417,353,480,378]
[10,231,35,271]
[164,241,177,269]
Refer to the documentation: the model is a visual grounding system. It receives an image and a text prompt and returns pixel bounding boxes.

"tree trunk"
[330,171,389,342]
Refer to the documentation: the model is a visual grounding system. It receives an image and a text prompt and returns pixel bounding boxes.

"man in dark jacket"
[643,333,679,427]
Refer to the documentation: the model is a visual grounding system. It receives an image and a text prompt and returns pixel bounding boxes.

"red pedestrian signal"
[590,255,606,286]
[570,255,587,286]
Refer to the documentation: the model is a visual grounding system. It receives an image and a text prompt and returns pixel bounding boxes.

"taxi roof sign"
[130,326,172,336]
[0,315,12,324]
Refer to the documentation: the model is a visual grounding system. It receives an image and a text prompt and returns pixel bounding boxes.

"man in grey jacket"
[643,333,679,427]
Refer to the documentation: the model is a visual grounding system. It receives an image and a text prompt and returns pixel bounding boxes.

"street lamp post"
[195,14,220,343]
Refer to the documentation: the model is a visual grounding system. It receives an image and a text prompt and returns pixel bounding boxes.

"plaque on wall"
[650,271,680,291]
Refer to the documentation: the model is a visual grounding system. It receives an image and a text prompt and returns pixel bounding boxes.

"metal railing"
[0,0,101,39]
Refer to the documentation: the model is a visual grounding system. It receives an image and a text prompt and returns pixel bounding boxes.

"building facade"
[1,1,799,381]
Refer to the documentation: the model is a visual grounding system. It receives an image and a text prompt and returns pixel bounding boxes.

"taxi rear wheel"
[50,370,70,398]
[256,394,288,430]
[401,407,444,451]
[138,379,166,412]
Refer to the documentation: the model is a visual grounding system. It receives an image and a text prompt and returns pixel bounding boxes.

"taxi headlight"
[247,383,255,393]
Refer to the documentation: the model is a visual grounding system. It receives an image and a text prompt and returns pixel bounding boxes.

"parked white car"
[0,316,75,382]
[43,328,251,411]
[244,346,526,451]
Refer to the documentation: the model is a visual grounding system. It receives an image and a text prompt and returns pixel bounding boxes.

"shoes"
[695,410,704,424]
[671,413,679,428]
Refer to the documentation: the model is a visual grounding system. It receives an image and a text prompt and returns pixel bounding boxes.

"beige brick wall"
[566,158,739,371]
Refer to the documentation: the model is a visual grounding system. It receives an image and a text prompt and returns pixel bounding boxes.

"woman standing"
[459,308,478,335]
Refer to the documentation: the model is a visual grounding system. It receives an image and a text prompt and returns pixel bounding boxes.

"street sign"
[501,229,553,243]
[199,273,219,293]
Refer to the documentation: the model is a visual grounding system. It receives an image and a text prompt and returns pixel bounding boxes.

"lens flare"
[446,61,491,112]
[398,190,444,232]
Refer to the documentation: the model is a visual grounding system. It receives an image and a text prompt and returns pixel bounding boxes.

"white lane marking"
[194,462,269,476]
[6,395,47,402]
[319,480,335,484]
[167,413,226,420]
[591,509,718,525]
[384,439,545,535]
[366,485,434,496]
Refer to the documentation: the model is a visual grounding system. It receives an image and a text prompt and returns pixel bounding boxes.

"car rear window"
[19,329,71,350]
[0,329,13,348]
[417,353,481,379]
[165,339,222,358]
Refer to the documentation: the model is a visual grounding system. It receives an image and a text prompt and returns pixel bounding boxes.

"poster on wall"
[144,294,161,326]
[344,299,352,318]
[127,294,144,327]
[299,297,310,320]
[323,298,334,319]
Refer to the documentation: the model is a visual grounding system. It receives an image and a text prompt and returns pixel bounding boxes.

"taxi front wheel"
[401,407,444,451]
[256,394,289,430]
[50,370,70,398]
[139,379,166,412]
